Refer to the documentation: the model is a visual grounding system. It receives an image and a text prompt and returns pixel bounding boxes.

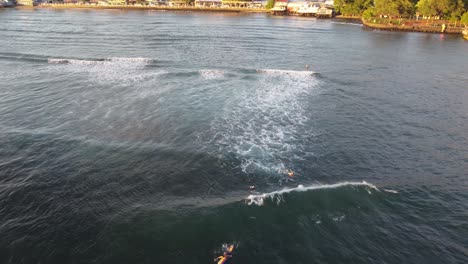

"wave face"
[206,69,318,175]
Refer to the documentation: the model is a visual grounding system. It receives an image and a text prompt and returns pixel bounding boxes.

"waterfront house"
[297,2,320,16]
[221,0,253,8]
[251,0,265,8]
[167,0,191,6]
[270,0,288,14]
[107,0,126,5]
[16,0,35,5]
[147,0,168,5]
[194,0,221,7]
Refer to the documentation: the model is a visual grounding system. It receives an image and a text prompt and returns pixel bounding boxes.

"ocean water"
[0,9,467,264]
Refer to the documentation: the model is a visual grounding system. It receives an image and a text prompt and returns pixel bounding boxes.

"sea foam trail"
[207,68,319,175]
[246,181,378,206]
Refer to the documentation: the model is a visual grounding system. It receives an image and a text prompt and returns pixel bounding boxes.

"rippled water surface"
[0,9,467,264]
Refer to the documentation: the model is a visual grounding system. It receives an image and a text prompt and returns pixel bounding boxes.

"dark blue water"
[0,8,467,264]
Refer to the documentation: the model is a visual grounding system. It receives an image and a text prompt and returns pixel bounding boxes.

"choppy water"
[0,8,467,264]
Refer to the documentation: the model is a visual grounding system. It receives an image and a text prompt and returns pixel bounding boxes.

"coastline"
[18,4,267,13]
[9,5,467,36]
[362,19,464,34]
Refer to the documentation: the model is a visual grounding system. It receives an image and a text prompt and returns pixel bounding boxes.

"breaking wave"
[199,69,225,80]
[246,181,378,206]
[48,57,153,64]
[207,69,319,175]
[47,57,162,84]
[257,69,315,77]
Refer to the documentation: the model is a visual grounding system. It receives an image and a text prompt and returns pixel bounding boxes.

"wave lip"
[246,181,378,206]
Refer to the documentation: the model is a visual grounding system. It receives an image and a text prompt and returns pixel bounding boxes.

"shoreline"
[362,19,464,34]
[8,6,468,36]
[17,4,267,13]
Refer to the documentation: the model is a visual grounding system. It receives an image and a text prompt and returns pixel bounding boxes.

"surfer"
[214,244,234,264]
[305,64,309,70]
[287,169,294,177]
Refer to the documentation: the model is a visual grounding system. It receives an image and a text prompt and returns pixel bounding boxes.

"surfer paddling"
[214,244,235,264]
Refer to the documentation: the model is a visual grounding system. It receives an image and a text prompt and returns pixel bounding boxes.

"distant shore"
[18,3,267,13]
[363,18,465,34]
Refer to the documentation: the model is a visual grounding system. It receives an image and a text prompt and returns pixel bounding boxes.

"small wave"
[257,69,315,77]
[48,57,153,65]
[246,181,378,206]
[48,58,103,65]
[199,69,224,80]
[47,57,159,84]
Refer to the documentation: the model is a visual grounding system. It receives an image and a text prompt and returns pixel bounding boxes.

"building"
[16,0,34,5]
[194,0,221,7]
[107,0,126,4]
[221,0,253,8]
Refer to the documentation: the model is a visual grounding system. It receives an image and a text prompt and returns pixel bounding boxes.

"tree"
[450,0,466,20]
[265,0,274,9]
[335,0,372,16]
[417,0,466,19]
[462,11,468,24]
[416,0,436,17]
[375,0,414,17]
[362,7,376,19]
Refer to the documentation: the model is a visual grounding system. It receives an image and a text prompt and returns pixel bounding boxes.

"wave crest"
[246,181,378,206]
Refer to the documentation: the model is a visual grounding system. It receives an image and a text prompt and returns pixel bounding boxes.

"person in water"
[214,244,234,264]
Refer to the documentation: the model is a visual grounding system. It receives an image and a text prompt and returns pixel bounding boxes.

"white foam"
[48,57,153,65]
[383,188,399,194]
[332,215,346,222]
[47,57,159,84]
[107,57,153,63]
[199,69,224,80]
[246,181,378,206]
[207,68,319,174]
[257,69,315,77]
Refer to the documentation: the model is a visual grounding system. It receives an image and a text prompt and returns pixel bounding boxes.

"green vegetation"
[337,0,467,20]
[265,0,274,9]
[416,0,465,19]
[374,0,414,17]
[462,11,468,24]
[334,0,372,16]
